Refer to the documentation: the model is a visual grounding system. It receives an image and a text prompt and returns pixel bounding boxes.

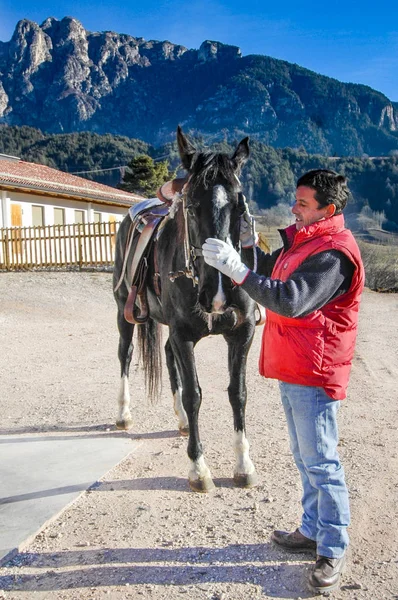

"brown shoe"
[271,528,317,553]
[308,554,346,594]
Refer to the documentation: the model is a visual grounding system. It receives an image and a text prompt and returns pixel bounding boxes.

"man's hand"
[240,212,258,248]
[202,239,250,284]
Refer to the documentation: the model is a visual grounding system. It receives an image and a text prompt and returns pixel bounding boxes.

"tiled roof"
[0,158,143,207]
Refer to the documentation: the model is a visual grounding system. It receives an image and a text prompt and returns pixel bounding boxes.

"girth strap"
[124,216,163,324]
[124,265,149,325]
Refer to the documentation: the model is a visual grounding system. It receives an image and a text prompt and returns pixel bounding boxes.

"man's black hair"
[297,169,350,214]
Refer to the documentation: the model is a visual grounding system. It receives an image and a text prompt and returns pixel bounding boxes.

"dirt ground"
[0,271,397,600]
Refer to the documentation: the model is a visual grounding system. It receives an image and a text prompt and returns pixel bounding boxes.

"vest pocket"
[288,325,325,374]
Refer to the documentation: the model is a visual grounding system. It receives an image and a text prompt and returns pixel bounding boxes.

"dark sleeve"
[240,250,355,318]
[241,245,282,277]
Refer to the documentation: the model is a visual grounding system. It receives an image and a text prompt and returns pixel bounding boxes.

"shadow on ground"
[1,543,314,598]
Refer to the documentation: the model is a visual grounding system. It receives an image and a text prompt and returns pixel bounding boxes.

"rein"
[168,179,243,286]
[168,181,200,286]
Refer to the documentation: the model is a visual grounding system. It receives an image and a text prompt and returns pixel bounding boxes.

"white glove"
[240,211,258,248]
[202,239,250,284]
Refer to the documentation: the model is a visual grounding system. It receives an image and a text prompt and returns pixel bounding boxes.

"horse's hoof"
[189,477,216,493]
[233,471,258,488]
[179,425,189,437]
[116,418,133,431]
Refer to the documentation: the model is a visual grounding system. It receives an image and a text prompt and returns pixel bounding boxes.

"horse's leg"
[165,339,189,436]
[169,331,215,492]
[224,328,257,488]
[115,305,134,430]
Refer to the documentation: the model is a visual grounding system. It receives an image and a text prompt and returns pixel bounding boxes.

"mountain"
[1,16,398,156]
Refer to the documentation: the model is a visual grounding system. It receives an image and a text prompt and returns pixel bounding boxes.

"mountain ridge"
[0,16,398,156]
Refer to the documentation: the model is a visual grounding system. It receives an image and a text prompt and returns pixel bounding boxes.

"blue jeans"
[279,381,350,558]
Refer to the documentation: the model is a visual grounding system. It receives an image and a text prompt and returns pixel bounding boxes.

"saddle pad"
[128,197,167,222]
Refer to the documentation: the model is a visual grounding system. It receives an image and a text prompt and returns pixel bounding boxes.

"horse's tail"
[137,317,162,402]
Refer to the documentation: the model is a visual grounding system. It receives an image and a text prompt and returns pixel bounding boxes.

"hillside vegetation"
[2,125,398,229]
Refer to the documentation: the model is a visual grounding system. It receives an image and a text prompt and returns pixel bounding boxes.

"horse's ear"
[177,125,196,171]
[231,137,250,171]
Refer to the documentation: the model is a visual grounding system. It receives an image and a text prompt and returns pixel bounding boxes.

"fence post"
[77,224,83,270]
[1,229,10,269]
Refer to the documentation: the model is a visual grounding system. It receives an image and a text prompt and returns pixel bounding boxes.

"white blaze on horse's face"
[212,184,229,218]
[210,184,229,314]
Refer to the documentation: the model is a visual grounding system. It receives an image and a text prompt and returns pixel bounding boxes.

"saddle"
[121,178,187,325]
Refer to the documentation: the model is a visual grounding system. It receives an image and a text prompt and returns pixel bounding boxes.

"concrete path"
[0,432,136,566]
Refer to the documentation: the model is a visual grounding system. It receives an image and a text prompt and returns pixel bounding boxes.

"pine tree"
[119,154,175,196]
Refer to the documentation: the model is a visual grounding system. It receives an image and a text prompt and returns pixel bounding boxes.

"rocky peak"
[41,16,86,43]
[41,16,88,62]
[9,19,52,71]
[88,31,142,70]
[140,40,188,63]
[198,40,241,62]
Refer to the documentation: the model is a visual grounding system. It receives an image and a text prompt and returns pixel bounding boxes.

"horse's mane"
[166,194,184,245]
[189,151,238,195]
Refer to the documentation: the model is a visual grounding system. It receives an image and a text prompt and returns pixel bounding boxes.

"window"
[93,211,102,232]
[74,210,85,224]
[32,205,44,226]
[54,208,65,226]
[11,203,22,227]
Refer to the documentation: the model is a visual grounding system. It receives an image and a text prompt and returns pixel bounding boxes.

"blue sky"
[1,0,398,101]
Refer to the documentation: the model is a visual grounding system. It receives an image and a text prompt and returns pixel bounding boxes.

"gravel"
[0,272,397,599]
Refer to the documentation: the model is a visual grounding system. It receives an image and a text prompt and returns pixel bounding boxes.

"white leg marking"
[173,386,188,430]
[233,430,255,476]
[189,455,213,483]
[117,374,132,424]
[212,272,226,313]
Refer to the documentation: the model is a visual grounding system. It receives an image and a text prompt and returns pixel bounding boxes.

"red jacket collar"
[281,214,346,249]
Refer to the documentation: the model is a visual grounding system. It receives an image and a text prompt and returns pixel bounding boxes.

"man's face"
[292,186,335,231]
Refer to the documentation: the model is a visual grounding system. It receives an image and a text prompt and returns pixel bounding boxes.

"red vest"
[259,214,364,400]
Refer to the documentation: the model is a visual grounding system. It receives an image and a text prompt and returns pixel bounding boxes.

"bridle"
[168,178,242,286]
[168,179,200,285]
[165,172,264,327]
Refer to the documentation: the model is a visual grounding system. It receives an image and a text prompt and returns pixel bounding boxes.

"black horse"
[113,127,258,492]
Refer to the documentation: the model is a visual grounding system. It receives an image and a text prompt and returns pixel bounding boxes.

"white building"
[0,153,142,228]
[0,154,143,269]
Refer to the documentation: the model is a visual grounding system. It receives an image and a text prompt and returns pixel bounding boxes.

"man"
[202,169,365,595]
